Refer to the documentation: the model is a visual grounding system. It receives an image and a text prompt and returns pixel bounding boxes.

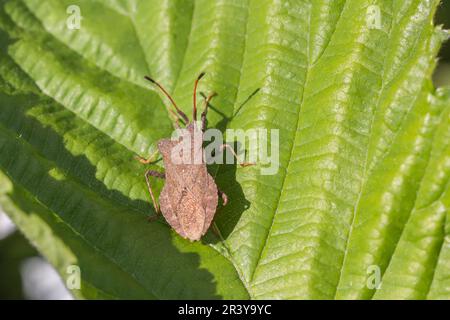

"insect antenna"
[144,76,189,124]
[193,72,206,121]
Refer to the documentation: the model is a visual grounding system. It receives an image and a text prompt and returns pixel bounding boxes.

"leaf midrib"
[333,2,396,298]
[249,0,314,286]
[207,0,253,297]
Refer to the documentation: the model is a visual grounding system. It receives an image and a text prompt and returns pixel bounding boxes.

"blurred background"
[434,1,450,87]
[0,3,449,300]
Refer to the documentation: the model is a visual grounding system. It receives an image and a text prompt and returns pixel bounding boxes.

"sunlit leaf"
[0,0,449,299]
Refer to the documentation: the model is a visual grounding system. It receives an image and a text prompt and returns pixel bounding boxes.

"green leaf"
[0,0,449,299]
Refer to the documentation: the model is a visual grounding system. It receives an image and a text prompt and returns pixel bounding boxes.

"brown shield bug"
[137,73,252,241]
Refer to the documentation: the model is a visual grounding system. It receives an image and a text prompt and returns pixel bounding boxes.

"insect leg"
[211,223,223,239]
[201,92,217,132]
[135,149,159,164]
[220,144,255,167]
[218,189,228,206]
[144,170,166,221]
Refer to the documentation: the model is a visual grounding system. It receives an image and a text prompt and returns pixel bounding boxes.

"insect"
[137,73,252,241]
